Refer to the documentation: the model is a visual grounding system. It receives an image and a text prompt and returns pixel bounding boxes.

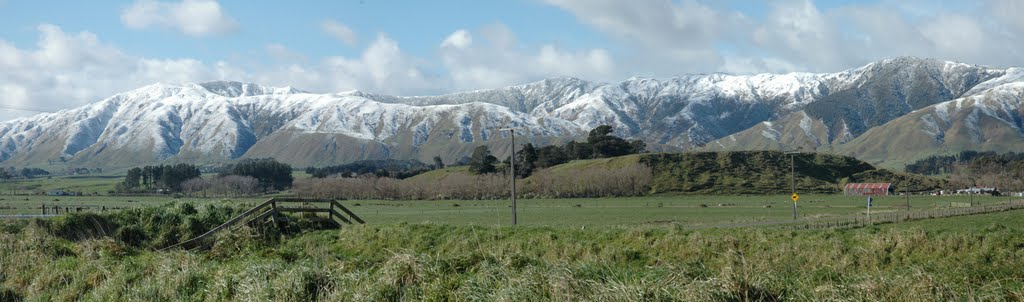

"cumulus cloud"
[544,0,1024,74]
[249,34,441,95]
[545,0,736,73]
[0,24,233,121]
[439,24,615,90]
[121,0,238,37]
[440,30,472,49]
[8,1,1024,121]
[321,20,357,46]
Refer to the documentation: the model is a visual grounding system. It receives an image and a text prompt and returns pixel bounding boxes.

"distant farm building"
[844,183,892,196]
[47,189,70,196]
[956,187,999,196]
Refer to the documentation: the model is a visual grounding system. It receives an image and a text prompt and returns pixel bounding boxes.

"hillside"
[636,151,941,194]
[837,80,1024,168]
[404,151,944,195]
[706,58,1014,166]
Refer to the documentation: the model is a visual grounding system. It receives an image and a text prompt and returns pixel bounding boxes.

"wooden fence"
[773,202,1024,230]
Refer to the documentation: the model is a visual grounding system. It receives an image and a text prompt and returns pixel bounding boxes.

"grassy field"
[2,193,1015,227]
[2,176,1022,300]
[1,203,1024,301]
[0,195,267,216]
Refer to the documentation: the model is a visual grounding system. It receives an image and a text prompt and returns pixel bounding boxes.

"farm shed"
[844,183,892,196]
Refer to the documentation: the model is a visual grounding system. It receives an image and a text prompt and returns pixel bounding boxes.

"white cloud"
[545,0,1024,74]
[9,1,1024,122]
[439,24,615,91]
[440,30,472,49]
[0,22,619,121]
[544,0,735,73]
[121,0,238,37]
[991,0,1024,34]
[321,20,357,46]
[0,24,229,121]
[245,34,441,96]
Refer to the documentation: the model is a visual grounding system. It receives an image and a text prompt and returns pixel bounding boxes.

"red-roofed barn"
[844,183,892,196]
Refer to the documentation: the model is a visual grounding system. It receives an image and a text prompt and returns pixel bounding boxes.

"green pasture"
[0,175,122,195]
[2,193,1016,228]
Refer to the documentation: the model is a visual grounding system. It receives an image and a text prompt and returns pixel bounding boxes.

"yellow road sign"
[791,193,799,202]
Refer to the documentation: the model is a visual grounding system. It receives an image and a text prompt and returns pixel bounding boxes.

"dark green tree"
[564,141,593,160]
[587,125,614,144]
[433,156,445,170]
[591,138,632,158]
[629,139,647,154]
[231,158,294,191]
[161,163,201,191]
[515,143,538,177]
[468,145,498,174]
[141,166,152,187]
[535,145,568,168]
[124,167,142,189]
[585,125,632,158]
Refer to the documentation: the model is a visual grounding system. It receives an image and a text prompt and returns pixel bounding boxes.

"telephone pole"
[500,128,518,225]
[791,154,796,219]
[786,151,799,220]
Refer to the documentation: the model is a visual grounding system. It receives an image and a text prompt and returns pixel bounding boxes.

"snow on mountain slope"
[0,57,1016,169]
[838,81,1024,168]
[0,81,585,168]
[705,57,1006,154]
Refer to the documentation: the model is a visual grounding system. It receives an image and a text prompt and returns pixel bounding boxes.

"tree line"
[117,158,294,195]
[906,151,1024,191]
[305,159,431,179]
[294,162,652,200]
[119,164,202,193]
[469,125,646,177]
[904,151,1010,175]
[0,167,50,181]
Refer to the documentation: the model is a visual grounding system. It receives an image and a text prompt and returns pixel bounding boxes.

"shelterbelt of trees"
[117,158,294,196]
[0,167,50,181]
[468,125,646,177]
[295,150,946,200]
[905,151,1024,191]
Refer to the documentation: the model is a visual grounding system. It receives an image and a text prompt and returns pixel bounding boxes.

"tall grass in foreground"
[1,209,1024,301]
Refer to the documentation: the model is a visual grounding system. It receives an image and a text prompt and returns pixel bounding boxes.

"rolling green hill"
[407,151,946,195]
[638,151,945,194]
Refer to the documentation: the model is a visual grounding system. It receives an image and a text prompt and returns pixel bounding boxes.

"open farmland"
[2,193,1016,228]
[2,201,1024,301]
[0,153,1019,301]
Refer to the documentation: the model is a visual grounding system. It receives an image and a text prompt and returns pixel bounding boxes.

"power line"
[0,104,57,113]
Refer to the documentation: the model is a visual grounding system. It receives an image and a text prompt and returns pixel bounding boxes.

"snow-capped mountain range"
[1,57,1022,169]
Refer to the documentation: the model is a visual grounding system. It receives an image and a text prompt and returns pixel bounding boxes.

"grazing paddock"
[1,193,1015,228]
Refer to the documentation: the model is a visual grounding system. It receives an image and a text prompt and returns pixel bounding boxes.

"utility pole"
[791,154,796,220]
[905,185,911,220]
[500,128,518,225]
[784,151,799,220]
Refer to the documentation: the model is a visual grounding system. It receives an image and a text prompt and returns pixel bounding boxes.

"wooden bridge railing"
[161,198,363,251]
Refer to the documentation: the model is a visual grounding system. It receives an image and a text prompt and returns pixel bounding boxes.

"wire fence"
[685,201,1024,231]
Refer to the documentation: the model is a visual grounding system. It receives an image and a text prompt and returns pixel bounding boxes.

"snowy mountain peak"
[0,57,1021,169]
[194,81,304,97]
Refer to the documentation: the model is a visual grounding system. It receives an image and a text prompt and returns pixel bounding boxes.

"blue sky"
[1,0,1022,121]
[0,1,607,63]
